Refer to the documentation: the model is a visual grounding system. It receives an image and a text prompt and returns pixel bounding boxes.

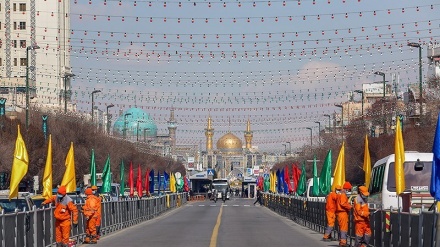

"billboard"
[363,83,384,95]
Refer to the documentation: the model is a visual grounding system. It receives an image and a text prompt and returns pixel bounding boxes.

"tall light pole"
[123,113,132,139]
[106,103,114,135]
[354,90,364,120]
[91,90,101,123]
[306,127,312,147]
[314,121,321,145]
[25,44,40,129]
[374,71,387,134]
[407,42,423,121]
[63,73,75,113]
[324,114,331,133]
[286,141,291,155]
[335,104,344,140]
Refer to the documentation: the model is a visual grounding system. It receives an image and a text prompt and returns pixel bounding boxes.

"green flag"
[319,150,332,195]
[264,176,270,192]
[101,155,111,193]
[312,155,320,196]
[296,162,307,196]
[120,159,125,196]
[90,149,96,186]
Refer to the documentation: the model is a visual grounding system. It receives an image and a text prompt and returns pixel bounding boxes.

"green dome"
[113,108,157,137]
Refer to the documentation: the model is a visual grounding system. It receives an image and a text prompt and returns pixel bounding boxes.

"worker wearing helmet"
[322,188,337,241]
[42,186,79,247]
[91,185,102,240]
[82,188,100,244]
[353,186,371,247]
[335,182,352,247]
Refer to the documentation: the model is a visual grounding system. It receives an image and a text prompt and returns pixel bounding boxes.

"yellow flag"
[331,142,345,191]
[170,173,176,192]
[61,142,76,193]
[363,135,371,188]
[42,135,53,199]
[271,170,277,192]
[395,117,405,195]
[9,125,29,200]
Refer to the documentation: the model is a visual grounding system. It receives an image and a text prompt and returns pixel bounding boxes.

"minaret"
[167,106,177,155]
[205,115,214,152]
[244,118,253,149]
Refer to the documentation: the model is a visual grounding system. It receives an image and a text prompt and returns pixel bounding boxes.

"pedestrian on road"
[253,187,262,206]
[322,189,337,241]
[42,186,79,247]
[91,185,102,240]
[335,182,352,247]
[83,188,100,244]
[353,186,371,247]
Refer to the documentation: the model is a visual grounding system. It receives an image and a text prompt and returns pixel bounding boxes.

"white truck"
[83,173,120,201]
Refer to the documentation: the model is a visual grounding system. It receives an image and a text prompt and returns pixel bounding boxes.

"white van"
[369,152,434,212]
[305,177,334,201]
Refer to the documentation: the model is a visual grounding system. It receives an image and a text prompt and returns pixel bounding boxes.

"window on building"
[20,40,26,48]
[20,58,27,66]
[13,22,17,30]
[13,3,16,11]
[12,40,17,48]
[19,22,26,30]
[0,22,2,30]
[0,58,2,66]
[13,58,17,66]
[19,3,26,11]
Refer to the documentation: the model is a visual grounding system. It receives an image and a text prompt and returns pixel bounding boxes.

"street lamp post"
[286,141,291,155]
[314,121,321,144]
[63,73,75,113]
[106,103,114,135]
[25,45,40,129]
[407,42,423,120]
[374,71,387,134]
[306,127,312,147]
[335,104,344,140]
[324,114,331,133]
[91,90,101,123]
[123,113,132,139]
[354,90,364,120]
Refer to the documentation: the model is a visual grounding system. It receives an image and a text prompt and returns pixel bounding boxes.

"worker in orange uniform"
[91,185,102,240]
[323,189,337,241]
[42,186,79,247]
[353,186,371,247]
[83,188,100,244]
[335,182,352,247]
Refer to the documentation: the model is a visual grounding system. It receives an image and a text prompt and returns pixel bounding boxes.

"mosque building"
[202,116,263,180]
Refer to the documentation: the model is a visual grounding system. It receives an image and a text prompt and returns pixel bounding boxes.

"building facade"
[0,0,72,112]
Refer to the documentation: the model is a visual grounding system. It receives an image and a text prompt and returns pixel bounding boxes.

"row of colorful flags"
[8,126,189,200]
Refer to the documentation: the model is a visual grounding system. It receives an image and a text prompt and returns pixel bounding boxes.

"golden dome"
[216,132,243,151]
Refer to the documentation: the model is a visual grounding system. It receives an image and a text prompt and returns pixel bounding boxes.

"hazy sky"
[68,0,439,152]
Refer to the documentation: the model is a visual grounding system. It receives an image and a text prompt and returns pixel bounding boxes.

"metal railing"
[263,193,438,247]
[0,193,187,247]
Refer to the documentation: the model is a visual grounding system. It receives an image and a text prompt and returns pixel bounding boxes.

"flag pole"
[432,200,437,247]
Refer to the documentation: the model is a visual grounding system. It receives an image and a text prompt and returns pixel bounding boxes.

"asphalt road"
[89,197,337,247]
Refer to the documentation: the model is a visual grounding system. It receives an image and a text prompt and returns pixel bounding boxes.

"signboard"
[246,168,252,176]
[263,173,269,179]
[363,83,385,95]
[207,169,215,176]
[253,166,259,175]
[187,157,195,170]
[237,173,243,178]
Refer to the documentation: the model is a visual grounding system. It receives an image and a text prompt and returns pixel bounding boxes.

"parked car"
[0,190,35,213]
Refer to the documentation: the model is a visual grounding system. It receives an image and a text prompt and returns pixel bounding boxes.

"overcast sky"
[68,0,439,152]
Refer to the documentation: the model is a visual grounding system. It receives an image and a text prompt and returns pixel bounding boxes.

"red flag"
[284,167,293,193]
[137,164,143,198]
[129,162,134,197]
[292,163,301,192]
[183,176,189,192]
[144,168,150,196]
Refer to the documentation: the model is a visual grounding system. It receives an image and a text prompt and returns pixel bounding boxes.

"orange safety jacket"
[95,195,102,224]
[336,192,352,213]
[325,191,337,212]
[353,195,370,222]
[83,195,100,219]
[43,195,79,222]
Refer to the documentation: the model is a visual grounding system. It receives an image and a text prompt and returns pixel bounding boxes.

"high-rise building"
[0,0,72,112]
